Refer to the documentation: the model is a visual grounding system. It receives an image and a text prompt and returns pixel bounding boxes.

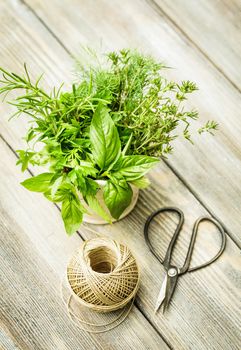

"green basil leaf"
[61,198,83,235]
[51,175,63,197]
[21,172,54,192]
[129,176,150,189]
[113,155,159,181]
[103,178,133,220]
[85,194,112,224]
[90,103,121,170]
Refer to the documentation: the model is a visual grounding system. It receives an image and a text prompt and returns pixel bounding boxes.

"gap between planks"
[163,159,241,250]
[0,2,240,348]
[146,0,241,94]
[20,0,72,56]
[0,133,173,350]
[18,0,241,252]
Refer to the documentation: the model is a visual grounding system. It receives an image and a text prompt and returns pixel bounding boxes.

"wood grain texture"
[0,0,241,349]
[80,167,241,350]
[0,324,23,350]
[151,0,241,91]
[0,138,168,350]
[1,136,241,350]
[0,5,168,349]
[22,0,241,248]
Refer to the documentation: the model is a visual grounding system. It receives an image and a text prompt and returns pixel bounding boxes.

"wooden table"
[0,1,240,349]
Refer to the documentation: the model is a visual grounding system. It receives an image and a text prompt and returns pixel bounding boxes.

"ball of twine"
[66,237,140,314]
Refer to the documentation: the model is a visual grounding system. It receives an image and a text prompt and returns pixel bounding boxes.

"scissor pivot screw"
[168,268,177,277]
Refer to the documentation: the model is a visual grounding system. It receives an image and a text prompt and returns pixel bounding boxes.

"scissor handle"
[144,207,184,268]
[179,216,226,274]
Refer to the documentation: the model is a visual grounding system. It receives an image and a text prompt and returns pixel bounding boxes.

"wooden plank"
[0,137,168,350]
[0,3,169,349]
[2,131,241,350]
[22,0,241,247]
[0,324,23,350]
[150,0,241,91]
[0,1,240,349]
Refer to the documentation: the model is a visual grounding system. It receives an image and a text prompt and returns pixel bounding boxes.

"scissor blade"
[163,274,178,312]
[154,273,167,313]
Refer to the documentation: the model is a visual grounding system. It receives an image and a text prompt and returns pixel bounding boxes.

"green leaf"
[49,183,87,208]
[16,150,35,172]
[198,120,218,135]
[90,103,121,170]
[85,194,112,223]
[103,177,133,220]
[76,162,98,177]
[129,176,150,189]
[21,172,54,192]
[113,155,159,181]
[51,175,63,197]
[61,198,83,235]
[44,183,74,203]
[75,172,87,194]
[68,169,87,194]
[24,128,36,143]
[122,133,133,156]
[85,178,100,196]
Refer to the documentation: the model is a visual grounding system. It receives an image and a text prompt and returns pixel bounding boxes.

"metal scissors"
[144,207,226,313]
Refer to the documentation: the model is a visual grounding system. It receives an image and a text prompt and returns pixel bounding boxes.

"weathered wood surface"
[0,3,168,349]
[151,0,241,91]
[0,138,168,350]
[23,0,241,247]
[0,0,241,349]
[1,137,241,350]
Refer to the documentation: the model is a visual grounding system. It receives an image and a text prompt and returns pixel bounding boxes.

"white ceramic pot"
[81,180,139,224]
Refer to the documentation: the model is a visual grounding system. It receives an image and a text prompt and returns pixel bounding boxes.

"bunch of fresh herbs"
[0,49,217,235]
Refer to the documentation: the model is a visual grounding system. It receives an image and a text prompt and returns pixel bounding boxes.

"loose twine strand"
[62,236,140,333]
